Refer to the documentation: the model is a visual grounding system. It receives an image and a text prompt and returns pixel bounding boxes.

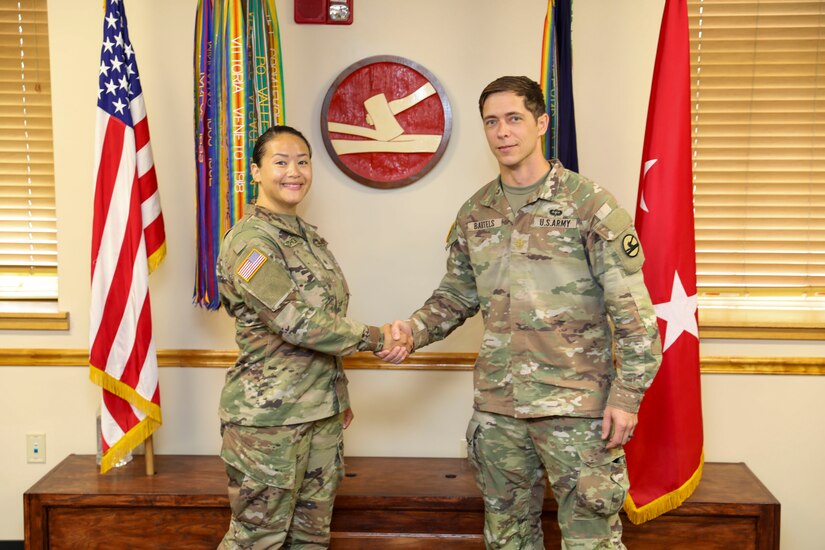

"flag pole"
[144,435,155,475]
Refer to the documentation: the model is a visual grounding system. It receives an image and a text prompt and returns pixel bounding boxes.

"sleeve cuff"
[358,325,383,352]
[410,317,429,351]
[606,385,644,414]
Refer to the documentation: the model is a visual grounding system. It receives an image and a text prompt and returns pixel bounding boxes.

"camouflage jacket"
[410,162,662,418]
[217,205,383,426]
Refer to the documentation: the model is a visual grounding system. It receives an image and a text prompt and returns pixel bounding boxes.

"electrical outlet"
[27,433,46,464]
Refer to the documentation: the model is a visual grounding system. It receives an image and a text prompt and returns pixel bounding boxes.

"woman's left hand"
[343,408,354,429]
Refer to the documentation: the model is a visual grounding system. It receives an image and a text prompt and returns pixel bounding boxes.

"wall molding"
[698,356,825,375]
[0,311,69,331]
[699,323,824,341]
[0,349,823,375]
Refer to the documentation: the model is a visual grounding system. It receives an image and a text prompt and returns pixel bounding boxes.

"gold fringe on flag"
[147,242,167,274]
[89,367,163,474]
[623,451,704,524]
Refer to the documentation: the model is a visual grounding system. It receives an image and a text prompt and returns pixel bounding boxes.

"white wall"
[0,0,822,547]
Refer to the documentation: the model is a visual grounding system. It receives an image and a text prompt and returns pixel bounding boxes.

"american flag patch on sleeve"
[237,249,267,281]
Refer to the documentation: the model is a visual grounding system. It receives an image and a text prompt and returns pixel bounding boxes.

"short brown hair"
[478,76,546,120]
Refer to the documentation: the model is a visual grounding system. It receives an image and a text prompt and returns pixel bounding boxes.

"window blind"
[0,0,57,299]
[688,0,825,327]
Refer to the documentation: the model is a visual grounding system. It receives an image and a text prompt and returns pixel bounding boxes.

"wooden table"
[24,455,779,549]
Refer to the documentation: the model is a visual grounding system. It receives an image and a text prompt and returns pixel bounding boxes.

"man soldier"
[381,76,662,549]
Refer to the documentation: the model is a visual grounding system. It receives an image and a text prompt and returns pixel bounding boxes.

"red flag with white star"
[623,0,704,524]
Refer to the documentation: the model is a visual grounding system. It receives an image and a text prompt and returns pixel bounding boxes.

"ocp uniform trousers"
[219,413,345,549]
[466,410,628,550]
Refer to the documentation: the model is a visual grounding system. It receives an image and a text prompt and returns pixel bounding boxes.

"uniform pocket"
[465,417,480,458]
[572,444,629,519]
[617,335,651,380]
[221,423,299,490]
[466,225,507,279]
[293,248,330,282]
[332,416,346,487]
[310,238,339,272]
[464,416,485,492]
[225,464,285,528]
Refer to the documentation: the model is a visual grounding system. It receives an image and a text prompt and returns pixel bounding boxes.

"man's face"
[481,91,548,170]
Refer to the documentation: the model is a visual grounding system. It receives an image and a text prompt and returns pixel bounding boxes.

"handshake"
[375,320,413,364]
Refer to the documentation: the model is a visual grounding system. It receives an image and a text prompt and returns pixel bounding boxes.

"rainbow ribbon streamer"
[194,0,286,309]
[540,0,578,171]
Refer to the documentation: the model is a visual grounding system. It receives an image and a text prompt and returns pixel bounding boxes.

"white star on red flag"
[653,270,698,352]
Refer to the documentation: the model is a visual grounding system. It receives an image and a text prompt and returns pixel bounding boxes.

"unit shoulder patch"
[622,234,640,258]
[445,221,456,244]
[615,230,644,273]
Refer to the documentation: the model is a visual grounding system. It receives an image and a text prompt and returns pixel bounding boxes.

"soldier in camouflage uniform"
[383,77,662,549]
[217,126,409,549]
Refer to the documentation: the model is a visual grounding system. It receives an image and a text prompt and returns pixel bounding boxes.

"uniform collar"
[479,177,505,209]
[251,204,317,238]
[479,160,563,210]
[535,160,563,202]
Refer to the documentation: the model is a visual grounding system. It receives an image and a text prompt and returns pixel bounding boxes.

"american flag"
[237,249,266,281]
[90,0,166,474]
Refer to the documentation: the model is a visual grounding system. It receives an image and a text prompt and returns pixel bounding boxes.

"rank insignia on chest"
[511,235,530,253]
[237,249,267,281]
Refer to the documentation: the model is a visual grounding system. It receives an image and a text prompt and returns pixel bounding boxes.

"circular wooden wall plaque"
[321,55,452,189]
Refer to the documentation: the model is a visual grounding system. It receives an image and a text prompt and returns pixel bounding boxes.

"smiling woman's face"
[252,133,313,215]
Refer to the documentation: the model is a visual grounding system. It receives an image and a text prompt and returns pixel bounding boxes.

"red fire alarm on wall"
[294,0,353,25]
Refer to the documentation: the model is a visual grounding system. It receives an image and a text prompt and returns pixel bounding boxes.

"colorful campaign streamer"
[540,0,578,171]
[194,0,285,309]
